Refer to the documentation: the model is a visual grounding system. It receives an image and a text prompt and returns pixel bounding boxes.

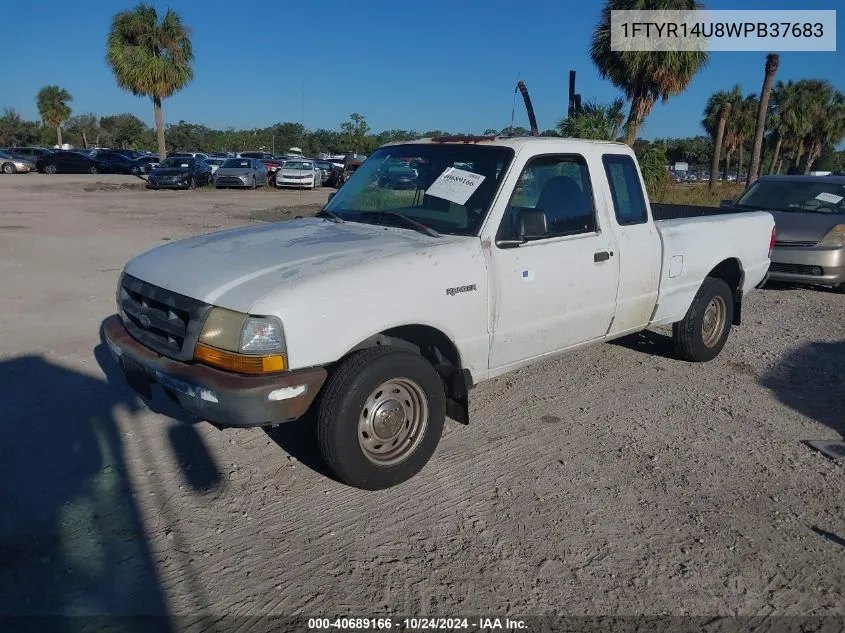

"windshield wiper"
[315,209,345,223]
[367,212,440,238]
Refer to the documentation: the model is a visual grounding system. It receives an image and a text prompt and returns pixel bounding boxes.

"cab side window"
[602,154,648,225]
[498,154,597,241]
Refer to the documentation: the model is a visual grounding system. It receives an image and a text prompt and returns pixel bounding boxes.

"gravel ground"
[0,174,843,625]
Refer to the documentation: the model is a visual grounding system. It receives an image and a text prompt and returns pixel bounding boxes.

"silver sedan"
[0,150,35,174]
[213,158,268,189]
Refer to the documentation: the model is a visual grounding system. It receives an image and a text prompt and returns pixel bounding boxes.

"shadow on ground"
[611,329,676,359]
[263,411,336,481]
[760,339,845,438]
[0,353,174,631]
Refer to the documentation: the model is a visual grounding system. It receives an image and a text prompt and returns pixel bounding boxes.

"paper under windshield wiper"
[367,212,440,237]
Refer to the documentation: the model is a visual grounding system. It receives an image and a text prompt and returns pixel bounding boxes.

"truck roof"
[381,135,631,151]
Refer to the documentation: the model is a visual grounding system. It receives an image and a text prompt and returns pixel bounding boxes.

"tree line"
[3,0,843,184]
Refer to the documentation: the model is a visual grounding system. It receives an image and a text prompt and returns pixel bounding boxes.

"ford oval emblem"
[139,314,151,328]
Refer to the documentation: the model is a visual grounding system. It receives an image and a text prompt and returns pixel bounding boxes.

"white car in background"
[275,159,322,189]
[204,157,226,175]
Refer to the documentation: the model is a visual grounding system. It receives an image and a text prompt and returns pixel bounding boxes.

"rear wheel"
[672,277,734,362]
[2,162,15,174]
[316,347,446,490]
[130,165,140,176]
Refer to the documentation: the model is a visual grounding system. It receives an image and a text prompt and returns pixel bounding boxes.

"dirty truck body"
[105,136,774,489]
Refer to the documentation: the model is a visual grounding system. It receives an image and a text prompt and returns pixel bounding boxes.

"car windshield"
[285,161,313,170]
[206,158,224,165]
[314,161,331,169]
[735,179,845,214]
[222,159,251,168]
[158,157,193,168]
[322,143,515,236]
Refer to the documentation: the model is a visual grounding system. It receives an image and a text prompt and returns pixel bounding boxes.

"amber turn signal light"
[194,343,286,374]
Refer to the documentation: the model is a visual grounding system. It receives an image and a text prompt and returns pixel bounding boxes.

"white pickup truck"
[105,136,775,489]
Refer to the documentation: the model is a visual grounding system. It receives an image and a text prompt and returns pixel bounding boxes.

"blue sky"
[3,0,843,140]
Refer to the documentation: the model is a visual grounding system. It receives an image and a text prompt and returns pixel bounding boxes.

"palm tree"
[747,54,779,185]
[36,85,72,147]
[703,85,741,180]
[801,81,845,174]
[558,99,625,141]
[106,3,193,160]
[702,90,733,190]
[735,93,759,179]
[591,0,708,146]
[768,80,805,174]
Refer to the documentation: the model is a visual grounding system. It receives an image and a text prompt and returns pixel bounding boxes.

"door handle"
[594,251,612,262]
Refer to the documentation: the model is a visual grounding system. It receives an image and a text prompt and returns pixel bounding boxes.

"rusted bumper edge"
[103,314,327,428]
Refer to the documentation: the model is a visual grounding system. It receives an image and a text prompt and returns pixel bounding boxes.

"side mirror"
[327,192,336,202]
[517,208,549,240]
[719,199,734,208]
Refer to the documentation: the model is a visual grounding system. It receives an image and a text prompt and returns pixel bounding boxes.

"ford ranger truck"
[104,136,775,490]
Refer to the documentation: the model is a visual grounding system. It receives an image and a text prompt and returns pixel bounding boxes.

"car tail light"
[769,226,776,257]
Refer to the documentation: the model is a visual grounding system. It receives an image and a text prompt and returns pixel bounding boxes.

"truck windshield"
[322,143,515,236]
[736,179,845,214]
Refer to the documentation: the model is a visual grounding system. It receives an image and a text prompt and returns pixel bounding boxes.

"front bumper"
[147,180,190,189]
[769,246,845,286]
[103,315,327,427]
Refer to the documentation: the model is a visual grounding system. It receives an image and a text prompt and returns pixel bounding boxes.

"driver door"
[488,154,620,370]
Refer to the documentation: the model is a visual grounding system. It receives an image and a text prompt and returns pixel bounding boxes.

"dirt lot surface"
[1,174,843,624]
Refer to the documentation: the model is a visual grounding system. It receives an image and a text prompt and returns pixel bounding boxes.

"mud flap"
[446,394,469,425]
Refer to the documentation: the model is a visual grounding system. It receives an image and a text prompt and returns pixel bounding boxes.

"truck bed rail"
[651,203,752,222]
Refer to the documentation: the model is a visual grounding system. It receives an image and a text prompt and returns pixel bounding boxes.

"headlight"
[196,307,287,373]
[818,224,845,248]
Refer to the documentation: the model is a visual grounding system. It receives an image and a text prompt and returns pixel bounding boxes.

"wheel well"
[344,324,473,422]
[706,258,744,325]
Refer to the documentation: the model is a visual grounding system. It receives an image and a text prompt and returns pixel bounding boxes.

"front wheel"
[189,176,197,190]
[89,165,99,175]
[130,165,140,176]
[45,164,57,174]
[316,347,446,490]
[2,162,16,174]
[251,176,257,190]
[672,277,734,362]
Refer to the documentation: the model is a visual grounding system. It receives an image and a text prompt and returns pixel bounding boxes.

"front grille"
[774,240,818,248]
[119,274,212,360]
[216,176,245,186]
[769,262,824,276]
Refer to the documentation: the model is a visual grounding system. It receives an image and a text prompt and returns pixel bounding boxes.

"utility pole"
[568,70,582,116]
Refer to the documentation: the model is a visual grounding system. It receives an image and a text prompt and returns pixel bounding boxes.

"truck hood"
[123,218,458,312]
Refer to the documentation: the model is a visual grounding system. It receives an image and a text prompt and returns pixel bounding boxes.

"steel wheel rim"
[3,163,13,174]
[358,378,428,466]
[701,296,727,347]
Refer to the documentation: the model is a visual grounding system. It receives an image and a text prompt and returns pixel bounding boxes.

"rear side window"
[602,154,648,225]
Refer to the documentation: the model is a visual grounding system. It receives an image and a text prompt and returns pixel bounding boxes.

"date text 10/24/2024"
[307,617,527,630]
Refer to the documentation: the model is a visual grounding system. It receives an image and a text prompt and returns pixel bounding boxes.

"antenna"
[508,73,519,136]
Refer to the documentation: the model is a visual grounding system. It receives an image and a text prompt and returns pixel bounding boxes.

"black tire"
[130,165,140,176]
[45,164,57,175]
[316,346,446,490]
[672,277,735,362]
[2,162,15,174]
[189,176,197,190]
[834,282,845,294]
[89,165,99,175]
